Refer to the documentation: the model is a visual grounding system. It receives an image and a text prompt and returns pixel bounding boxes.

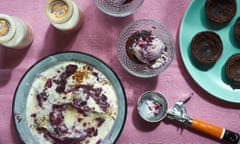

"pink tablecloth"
[1,0,240,144]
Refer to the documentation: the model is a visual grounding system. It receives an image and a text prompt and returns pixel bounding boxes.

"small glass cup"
[93,0,144,17]
[117,19,175,78]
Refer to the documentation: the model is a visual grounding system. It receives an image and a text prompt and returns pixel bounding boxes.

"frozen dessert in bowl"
[126,30,167,68]
[26,62,118,144]
[12,52,126,144]
[117,19,175,78]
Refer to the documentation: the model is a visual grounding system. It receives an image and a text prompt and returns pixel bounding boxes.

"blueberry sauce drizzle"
[55,64,78,93]
[31,64,113,144]
[34,102,105,144]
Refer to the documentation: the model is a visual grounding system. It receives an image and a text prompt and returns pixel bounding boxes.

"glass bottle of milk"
[0,14,34,49]
[45,0,84,33]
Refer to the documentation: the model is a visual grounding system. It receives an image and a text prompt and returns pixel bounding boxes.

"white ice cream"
[142,99,161,119]
[131,37,165,64]
[26,61,118,144]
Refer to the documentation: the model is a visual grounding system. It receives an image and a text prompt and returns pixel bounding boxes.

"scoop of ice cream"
[129,30,165,64]
[142,99,162,118]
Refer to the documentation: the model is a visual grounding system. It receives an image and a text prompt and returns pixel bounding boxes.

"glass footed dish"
[93,0,144,17]
[117,19,175,78]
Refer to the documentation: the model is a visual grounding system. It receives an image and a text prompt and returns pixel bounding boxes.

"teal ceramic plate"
[179,0,240,103]
[12,51,127,143]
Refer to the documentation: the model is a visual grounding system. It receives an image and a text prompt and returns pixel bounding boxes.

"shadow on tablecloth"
[0,45,29,87]
[10,116,22,144]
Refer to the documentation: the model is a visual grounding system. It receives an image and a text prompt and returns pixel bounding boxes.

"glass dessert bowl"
[117,19,175,78]
[93,0,144,17]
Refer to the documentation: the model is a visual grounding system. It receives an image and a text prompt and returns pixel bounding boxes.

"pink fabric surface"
[1,0,240,144]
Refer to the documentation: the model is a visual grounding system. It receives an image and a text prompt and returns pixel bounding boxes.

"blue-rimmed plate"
[12,51,127,143]
[179,0,240,103]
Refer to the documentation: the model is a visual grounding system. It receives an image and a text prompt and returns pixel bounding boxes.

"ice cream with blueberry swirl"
[126,30,168,69]
[26,61,118,144]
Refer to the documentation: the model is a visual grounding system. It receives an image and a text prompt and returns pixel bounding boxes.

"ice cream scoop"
[138,91,240,144]
[128,30,165,64]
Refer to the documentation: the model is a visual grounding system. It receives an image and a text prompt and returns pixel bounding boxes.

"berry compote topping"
[55,64,78,93]
[33,103,106,144]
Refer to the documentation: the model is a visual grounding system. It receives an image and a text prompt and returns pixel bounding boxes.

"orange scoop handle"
[191,118,223,139]
[191,118,240,144]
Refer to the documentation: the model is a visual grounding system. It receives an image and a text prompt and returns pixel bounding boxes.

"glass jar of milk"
[45,0,84,33]
[0,14,34,49]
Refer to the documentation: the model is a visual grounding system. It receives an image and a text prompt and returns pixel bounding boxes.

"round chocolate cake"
[234,17,240,41]
[225,54,240,85]
[190,31,223,65]
[205,0,236,24]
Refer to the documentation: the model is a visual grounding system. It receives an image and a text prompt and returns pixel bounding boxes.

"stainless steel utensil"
[137,91,240,144]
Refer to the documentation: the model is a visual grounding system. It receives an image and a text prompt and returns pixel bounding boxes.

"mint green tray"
[179,0,240,103]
